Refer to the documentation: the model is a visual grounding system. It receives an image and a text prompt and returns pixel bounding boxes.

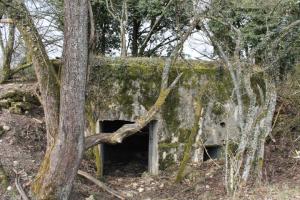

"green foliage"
[91,0,120,55]
[80,0,195,56]
[45,0,196,56]
[208,0,300,75]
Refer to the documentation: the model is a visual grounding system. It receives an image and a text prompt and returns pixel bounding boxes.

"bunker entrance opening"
[203,145,223,161]
[100,120,153,177]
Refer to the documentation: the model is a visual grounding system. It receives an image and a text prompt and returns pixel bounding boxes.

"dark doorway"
[203,145,223,161]
[100,120,150,177]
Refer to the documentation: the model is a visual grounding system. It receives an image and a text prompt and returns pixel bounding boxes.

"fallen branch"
[85,73,182,149]
[294,136,300,142]
[32,118,43,124]
[77,170,125,200]
[14,170,29,200]
[0,18,15,24]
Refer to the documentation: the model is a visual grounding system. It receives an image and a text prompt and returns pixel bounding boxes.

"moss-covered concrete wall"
[86,57,239,170]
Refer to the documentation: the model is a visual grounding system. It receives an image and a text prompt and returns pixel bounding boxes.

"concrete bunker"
[86,58,245,174]
[98,120,158,177]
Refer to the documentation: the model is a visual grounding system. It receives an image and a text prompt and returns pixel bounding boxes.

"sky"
[184,32,214,60]
[0,1,214,67]
[0,29,213,65]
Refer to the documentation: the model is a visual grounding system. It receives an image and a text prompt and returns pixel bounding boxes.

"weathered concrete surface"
[86,57,240,169]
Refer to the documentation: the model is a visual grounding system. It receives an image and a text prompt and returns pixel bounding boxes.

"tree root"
[77,170,125,200]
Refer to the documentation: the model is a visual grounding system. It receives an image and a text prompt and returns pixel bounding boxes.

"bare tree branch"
[77,170,125,200]
[105,0,120,21]
[13,170,29,200]
[139,0,176,55]
[88,0,95,47]
[10,62,32,76]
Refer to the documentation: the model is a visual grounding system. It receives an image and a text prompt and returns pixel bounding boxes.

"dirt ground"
[0,82,300,200]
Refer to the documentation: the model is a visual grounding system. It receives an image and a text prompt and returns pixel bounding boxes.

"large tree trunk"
[1,0,88,199]
[32,0,89,199]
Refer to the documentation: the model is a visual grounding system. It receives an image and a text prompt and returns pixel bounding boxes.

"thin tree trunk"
[131,18,140,57]
[255,82,277,181]
[105,0,127,57]
[100,22,106,55]
[1,21,15,83]
[176,100,202,182]
[120,1,128,57]
[120,23,127,57]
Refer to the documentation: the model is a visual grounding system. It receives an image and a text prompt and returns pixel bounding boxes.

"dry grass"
[233,183,300,200]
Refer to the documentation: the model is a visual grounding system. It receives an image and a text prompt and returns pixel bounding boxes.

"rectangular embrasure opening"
[203,145,223,161]
[100,120,151,177]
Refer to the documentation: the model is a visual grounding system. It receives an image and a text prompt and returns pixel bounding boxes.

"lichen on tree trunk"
[0,18,15,84]
[176,99,203,183]
[2,0,89,199]
[0,162,8,191]
[86,104,103,178]
[32,0,89,198]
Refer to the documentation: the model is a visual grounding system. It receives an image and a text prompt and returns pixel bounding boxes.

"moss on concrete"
[159,142,180,149]
[87,57,218,118]
[178,129,192,143]
[86,57,237,169]
[212,102,225,115]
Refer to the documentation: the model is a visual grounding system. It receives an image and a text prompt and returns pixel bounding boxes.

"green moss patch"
[86,58,239,168]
